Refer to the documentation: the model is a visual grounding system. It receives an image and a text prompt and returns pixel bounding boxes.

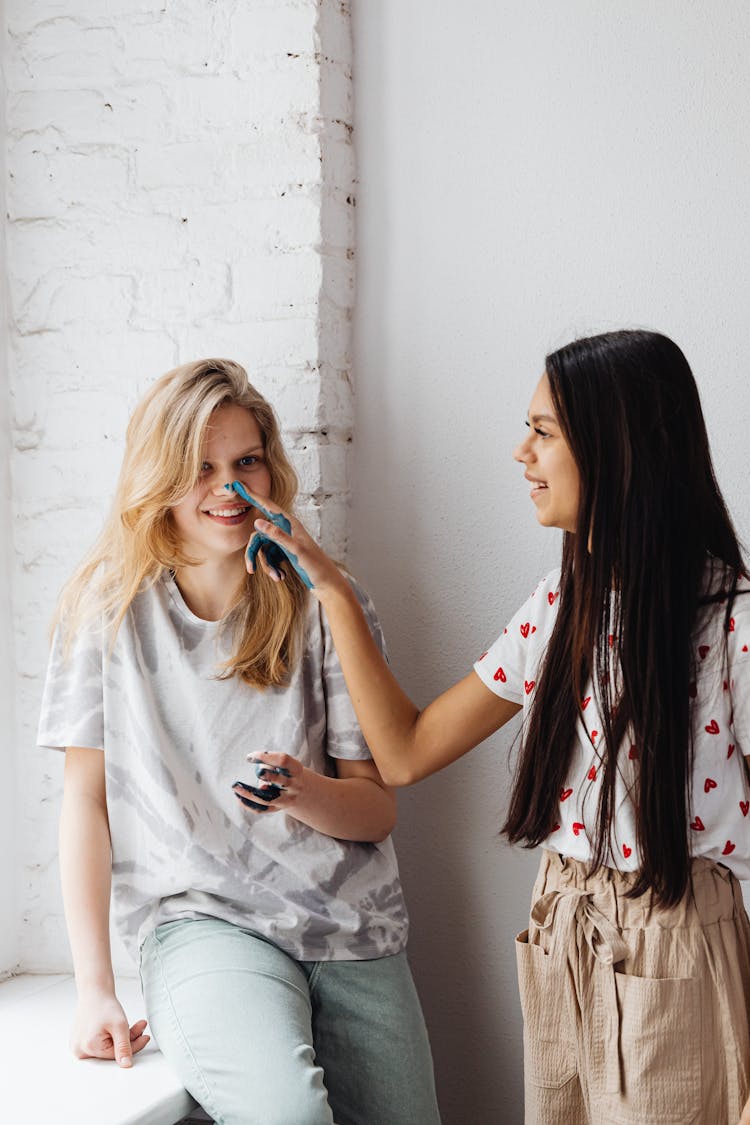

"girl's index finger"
[226,480,285,525]
[250,514,314,590]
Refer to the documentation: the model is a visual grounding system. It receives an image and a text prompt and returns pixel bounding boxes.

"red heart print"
[531,625,537,634]
[560,788,573,802]
[588,766,597,781]
[691,816,705,831]
[608,634,614,648]
[503,628,508,635]
[704,777,717,793]
[572,822,585,837]
[729,617,736,632]
[582,696,591,710]
[478,651,488,661]
[520,622,530,639]
[728,744,735,759]
[743,645,748,653]
[622,844,632,859]
[723,680,729,692]
[548,591,559,605]
[740,801,749,817]
[722,840,736,856]
[591,730,599,743]
[705,719,720,735]
[494,666,507,683]
[699,645,710,659]
[524,680,535,695]
[551,823,560,832]
[688,682,697,699]
[628,745,639,760]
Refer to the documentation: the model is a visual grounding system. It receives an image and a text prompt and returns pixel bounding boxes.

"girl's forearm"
[316,581,522,785]
[317,581,422,784]
[290,769,396,842]
[59,792,116,994]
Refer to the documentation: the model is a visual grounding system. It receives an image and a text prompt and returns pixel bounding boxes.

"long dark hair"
[503,330,746,905]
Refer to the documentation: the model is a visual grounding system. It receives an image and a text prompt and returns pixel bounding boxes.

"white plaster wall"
[0,0,20,979]
[6,0,354,973]
[351,3,750,1122]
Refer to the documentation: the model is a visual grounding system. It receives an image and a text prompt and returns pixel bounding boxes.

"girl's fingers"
[248,752,297,778]
[232,781,281,813]
[258,545,284,583]
[254,517,296,551]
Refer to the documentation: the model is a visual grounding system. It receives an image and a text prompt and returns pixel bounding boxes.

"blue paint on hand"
[225,481,314,589]
[232,780,281,807]
[254,762,292,780]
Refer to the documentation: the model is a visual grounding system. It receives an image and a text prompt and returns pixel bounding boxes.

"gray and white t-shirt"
[38,574,408,962]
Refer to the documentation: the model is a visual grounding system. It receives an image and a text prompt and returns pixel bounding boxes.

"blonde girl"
[38,359,440,1125]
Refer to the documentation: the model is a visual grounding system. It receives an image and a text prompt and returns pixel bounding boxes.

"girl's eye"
[534,427,550,439]
[200,462,211,473]
[239,455,260,468]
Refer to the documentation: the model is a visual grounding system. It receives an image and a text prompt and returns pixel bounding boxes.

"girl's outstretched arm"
[60,747,150,1066]
[248,510,521,785]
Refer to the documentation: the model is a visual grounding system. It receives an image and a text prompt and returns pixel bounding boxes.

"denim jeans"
[139,917,441,1125]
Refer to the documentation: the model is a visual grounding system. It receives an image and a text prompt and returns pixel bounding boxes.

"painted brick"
[8,86,171,147]
[231,251,323,320]
[8,143,131,221]
[6,22,123,89]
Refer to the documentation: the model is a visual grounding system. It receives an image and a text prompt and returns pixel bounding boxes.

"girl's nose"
[513,437,532,463]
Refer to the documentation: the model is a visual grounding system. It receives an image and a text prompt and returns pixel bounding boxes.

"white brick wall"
[6,0,355,971]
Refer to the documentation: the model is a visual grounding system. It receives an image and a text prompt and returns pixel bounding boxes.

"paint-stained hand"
[70,990,150,1067]
[226,481,315,588]
[232,752,305,815]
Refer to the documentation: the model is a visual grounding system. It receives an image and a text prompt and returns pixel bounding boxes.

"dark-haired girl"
[249,330,750,1124]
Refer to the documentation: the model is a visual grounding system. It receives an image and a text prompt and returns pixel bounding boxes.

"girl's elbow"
[380,762,420,788]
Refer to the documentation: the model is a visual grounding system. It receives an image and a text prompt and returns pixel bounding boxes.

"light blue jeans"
[139,918,441,1125]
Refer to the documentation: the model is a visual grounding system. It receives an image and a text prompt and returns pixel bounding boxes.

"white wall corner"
[0,0,20,979]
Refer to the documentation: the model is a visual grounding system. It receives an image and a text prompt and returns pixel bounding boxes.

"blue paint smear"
[225,480,314,589]
[253,762,292,779]
[233,779,282,802]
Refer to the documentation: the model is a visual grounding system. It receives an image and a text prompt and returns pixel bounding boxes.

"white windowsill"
[0,973,200,1124]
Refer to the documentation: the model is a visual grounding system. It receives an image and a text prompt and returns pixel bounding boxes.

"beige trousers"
[516,851,750,1124]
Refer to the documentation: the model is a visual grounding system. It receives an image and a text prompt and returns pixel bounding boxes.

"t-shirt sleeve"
[321,574,388,761]
[473,570,562,704]
[37,624,105,753]
[728,587,750,755]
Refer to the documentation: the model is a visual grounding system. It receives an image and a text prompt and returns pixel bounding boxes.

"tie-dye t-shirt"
[37,574,408,962]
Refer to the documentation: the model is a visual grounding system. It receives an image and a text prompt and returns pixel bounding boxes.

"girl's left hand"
[232,751,303,815]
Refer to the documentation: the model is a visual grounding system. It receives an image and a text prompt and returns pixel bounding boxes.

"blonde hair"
[54,358,308,688]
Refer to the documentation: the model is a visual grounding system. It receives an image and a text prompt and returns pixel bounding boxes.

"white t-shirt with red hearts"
[474,568,750,878]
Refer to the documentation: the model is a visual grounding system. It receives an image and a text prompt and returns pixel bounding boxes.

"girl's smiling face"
[513,374,581,534]
[171,403,272,560]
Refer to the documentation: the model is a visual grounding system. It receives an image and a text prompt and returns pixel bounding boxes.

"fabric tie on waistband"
[531,885,629,1095]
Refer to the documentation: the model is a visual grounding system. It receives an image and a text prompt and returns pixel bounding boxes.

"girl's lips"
[203,506,253,527]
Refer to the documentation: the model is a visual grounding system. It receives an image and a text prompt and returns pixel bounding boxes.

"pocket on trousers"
[515,930,577,1090]
[593,971,701,1124]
